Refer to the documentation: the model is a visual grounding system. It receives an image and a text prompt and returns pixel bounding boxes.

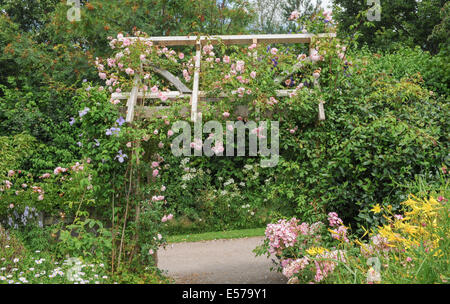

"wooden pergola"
[111,33,336,123]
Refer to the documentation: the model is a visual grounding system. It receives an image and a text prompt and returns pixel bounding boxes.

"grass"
[167,227,266,243]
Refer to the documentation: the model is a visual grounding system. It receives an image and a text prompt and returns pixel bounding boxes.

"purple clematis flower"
[116,116,125,126]
[115,150,128,163]
[106,127,120,136]
[79,107,90,118]
[69,117,76,126]
[94,139,100,147]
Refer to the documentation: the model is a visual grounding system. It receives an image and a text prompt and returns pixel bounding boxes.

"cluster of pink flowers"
[152,195,165,202]
[39,173,51,179]
[327,212,343,227]
[265,218,303,255]
[288,10,300,21]
[71,162,84,172]
[327,212,349,243]
[161,214,173,222]
[53,167,68,175]
[313,250,346,282]
[282,257,310,278]
[359,234,392,257]
[31,186,45,201]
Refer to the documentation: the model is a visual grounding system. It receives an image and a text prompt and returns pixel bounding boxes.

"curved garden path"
[157,236,287,284]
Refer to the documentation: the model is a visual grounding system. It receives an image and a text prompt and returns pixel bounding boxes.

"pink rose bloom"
[223,55,230,63]
[215,58,220,63]
[289,10,300,20]
[167,214,173,220]
[54,167,62,175]
[338,52,345,60]
[167,130,174,137]
[406,257,412,262]
[310,49,321,62]
[140,54,146,61]
[179,53,184,59]
[8,170,15,177]
[290,129,296,134]
[153,129,159,135]
[22,184,27,188]
[161,185,166,191]
[223,112,230,118]
[122,38,131,46]
[250,71,256,79]
[99,72,107,80]
[161,216,167,223]
[125,68,134,75]
[38,194,44,201]
[126,142,132,148]
[158,142,164,148]
[248,43,257,50]
[297,54,307,61]
[159,92,168,102]
[270,48,278,55]
[151,85,159,93]
[152,169,159,177]
[9,203,14,209]
[151,161,159,168]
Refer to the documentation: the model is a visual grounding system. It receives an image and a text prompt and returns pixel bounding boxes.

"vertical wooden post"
[252,38,260,120]
[309,47,326,121]
[126,75,140,123]
[191,40,202,122]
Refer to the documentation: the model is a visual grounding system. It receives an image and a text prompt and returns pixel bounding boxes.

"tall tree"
[333,0,448,53]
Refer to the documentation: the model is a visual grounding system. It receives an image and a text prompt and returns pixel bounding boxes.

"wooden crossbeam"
[112,89,297,101]
[128,33,336,46]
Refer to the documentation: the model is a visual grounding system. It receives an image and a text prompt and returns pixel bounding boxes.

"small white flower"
[13,258,19,263]
[19,277,27,283]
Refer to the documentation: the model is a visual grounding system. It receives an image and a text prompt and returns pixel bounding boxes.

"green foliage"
[0,133,37,174]
[333,0,448,54]
[54,218,112,262]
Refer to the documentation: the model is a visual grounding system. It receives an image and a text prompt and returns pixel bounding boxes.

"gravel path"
[158,236,287,284]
